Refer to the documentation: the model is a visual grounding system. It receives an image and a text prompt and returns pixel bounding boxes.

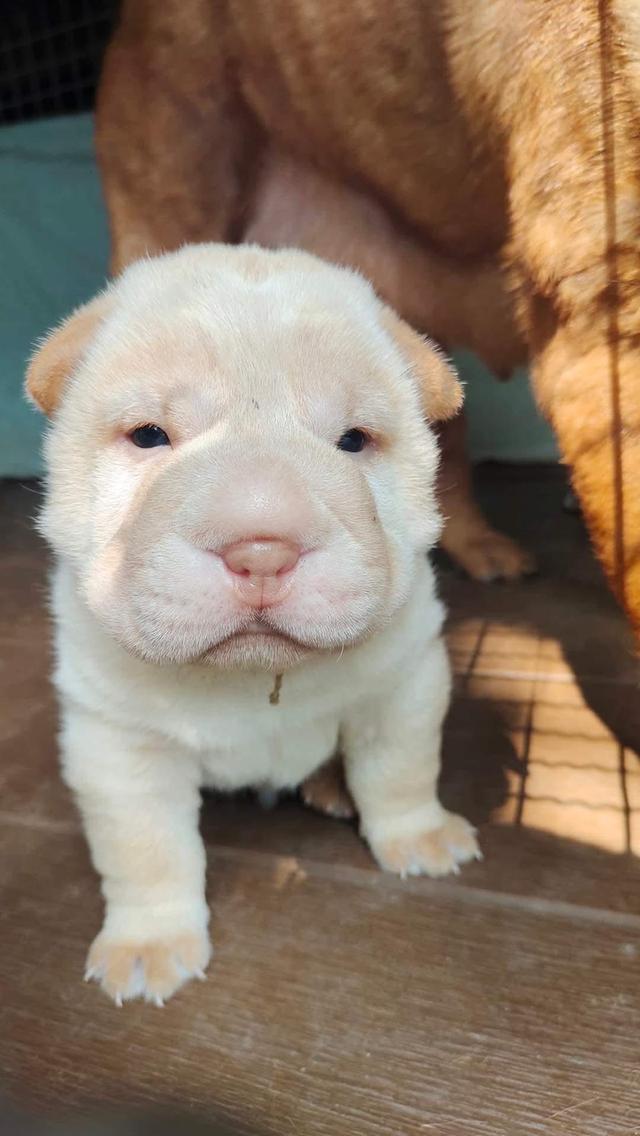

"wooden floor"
[2,469,640,1136]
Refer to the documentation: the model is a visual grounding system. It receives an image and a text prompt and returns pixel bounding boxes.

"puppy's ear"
[26,293,113,416]
[381,307,463,422]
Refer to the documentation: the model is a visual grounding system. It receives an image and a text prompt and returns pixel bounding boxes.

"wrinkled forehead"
[87,264,399,426]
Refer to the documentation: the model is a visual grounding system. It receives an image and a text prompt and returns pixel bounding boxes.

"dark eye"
[129,424,171,449]
[337,428,369,453]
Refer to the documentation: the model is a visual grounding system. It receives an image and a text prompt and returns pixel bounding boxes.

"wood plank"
[2,824,640,1136]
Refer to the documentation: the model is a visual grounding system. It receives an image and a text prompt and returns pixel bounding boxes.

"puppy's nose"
[221,539,301,610]
[222,539,301,578]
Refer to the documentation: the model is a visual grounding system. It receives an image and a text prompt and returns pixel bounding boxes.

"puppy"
[27,244,479,1005]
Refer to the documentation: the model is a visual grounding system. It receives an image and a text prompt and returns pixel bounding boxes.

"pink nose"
[222,539,301,578]
[221,539,301,610]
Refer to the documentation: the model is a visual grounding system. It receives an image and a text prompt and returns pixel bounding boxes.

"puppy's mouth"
[195,616,315,664]
[196,623,317,671]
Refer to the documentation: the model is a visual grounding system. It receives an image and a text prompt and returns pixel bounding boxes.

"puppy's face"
[29,245,461,669]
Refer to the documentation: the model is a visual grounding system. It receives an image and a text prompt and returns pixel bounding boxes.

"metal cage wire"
[1,0,119,125]
[598,0,626,613]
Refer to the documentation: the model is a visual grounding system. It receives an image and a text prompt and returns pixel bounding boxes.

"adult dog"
[96,0,640,633]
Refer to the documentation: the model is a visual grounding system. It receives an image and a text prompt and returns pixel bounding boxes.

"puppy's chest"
[164,674,344,791]
[200,710,339,792]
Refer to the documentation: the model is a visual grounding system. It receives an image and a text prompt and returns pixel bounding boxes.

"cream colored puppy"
[28,244,480,1006]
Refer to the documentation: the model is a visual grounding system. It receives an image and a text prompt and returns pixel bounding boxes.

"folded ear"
[26,293,113,416]
[381,307,463,422]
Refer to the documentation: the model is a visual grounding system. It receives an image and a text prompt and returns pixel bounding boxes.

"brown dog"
[95,0,640,634]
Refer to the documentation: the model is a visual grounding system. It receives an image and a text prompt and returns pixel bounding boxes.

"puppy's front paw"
[371,811,481,879]
[85,929,212,1006]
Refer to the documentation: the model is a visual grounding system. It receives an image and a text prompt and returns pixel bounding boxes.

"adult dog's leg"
[435,414,536,581]
[96,0,258,274]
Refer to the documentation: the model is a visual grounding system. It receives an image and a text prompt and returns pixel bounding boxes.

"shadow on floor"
[437,463,640,855]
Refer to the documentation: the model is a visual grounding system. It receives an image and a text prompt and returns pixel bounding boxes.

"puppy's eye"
[336,428,370,453]
[129,424,171,449]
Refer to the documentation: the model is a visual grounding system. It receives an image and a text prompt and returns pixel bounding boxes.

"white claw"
[153,995,165,1009]
[114,993,123,1008]
[195,968,207,981]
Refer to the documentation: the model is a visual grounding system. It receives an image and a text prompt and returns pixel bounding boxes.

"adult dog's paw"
[444,525,536,582]
[85,929,212,1006]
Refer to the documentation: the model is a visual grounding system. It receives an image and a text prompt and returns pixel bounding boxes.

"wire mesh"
[1,0,119,125]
